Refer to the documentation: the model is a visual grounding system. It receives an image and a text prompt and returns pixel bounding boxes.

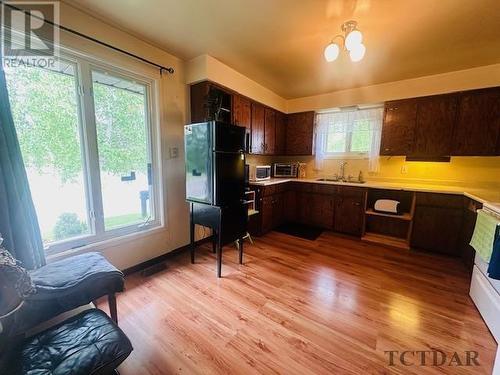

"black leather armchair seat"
[6,309,133,375]
[15,252,124,334]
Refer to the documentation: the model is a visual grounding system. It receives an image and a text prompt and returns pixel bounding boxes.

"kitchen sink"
[316,178,366,184]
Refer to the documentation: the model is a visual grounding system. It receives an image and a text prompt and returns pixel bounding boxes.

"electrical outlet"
[169,147,179,159]
[401,165,408,174]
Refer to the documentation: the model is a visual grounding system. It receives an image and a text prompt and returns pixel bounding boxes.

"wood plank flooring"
[97,231,497,374]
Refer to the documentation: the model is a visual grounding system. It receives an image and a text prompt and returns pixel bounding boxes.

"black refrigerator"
[185,121,246,206]
[184,121,247,277]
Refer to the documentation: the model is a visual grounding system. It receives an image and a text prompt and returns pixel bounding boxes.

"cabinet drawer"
[261,185,276,196]
[338,186,367,199]
[311,184,337,195]
[415,192,463,208]
[294,182,314,193]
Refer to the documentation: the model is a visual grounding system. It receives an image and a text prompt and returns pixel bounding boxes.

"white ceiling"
[64,0,500,99]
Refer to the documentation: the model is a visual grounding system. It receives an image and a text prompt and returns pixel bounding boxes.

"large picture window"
[5,54,161,254]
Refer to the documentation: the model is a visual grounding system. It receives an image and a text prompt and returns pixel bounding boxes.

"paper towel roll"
[374,199,401,214]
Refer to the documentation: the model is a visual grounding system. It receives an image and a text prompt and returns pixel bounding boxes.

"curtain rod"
[2,3,175,76]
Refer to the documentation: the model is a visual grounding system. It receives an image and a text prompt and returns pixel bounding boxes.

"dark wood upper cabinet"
[275,111,286,155]
[410,94,457,158]
[251,102,265,154]
[380,100,417,156]
[190,81,232,124]
[452,88,500,156]
[264,108,276,155]
[232,94,251,130]
[286,111,315,155]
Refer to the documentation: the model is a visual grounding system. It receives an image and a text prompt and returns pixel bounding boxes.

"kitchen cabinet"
[275,111,286,155]
[251,102,265,154]
[261,195,274,234]
[410,94,457,159]
[452,88,500,156]
[286,111,315,155]
[379,86,500,158]
[283,190,297,222]
[310,193,335,230]
[334,187,366,237]
[190,81,232,124]
[232,94,251,130]
[380,100,417,156]
[253,185,286,235]
[272,193,284,228]
[264,108,276,155]
[410,193,463,256]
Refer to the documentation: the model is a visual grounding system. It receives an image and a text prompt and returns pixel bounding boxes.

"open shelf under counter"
[365,208,412,221]
[362,232,410,251]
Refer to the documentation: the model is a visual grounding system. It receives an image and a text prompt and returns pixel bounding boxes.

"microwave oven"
[249,165,271,181]
[273,163,298,178]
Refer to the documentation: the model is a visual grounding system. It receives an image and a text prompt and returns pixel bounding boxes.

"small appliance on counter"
[374,199,402,215]
[249,165,271,181]
[273,163,298,178]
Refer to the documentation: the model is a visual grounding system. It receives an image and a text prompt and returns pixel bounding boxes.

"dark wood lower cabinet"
[252,184,480,269]
[261,195,274,234]
[253,183,365,237]
[334,195,365,236]
[410,193,464,256]
[272,193,284,228]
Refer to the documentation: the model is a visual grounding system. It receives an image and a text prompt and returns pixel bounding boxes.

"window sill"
[46,224,165,263]
[323,153,369,160]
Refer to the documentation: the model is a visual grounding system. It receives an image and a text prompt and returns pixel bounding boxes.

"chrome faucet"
[339,161,348,182]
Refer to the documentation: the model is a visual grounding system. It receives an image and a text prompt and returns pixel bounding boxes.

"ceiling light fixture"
[324,20,366,63]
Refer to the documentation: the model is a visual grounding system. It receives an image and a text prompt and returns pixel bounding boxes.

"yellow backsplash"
[247,155,500,190]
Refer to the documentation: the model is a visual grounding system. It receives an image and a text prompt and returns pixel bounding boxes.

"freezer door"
[185,123,213,204]
[214,121,246,152]
[214,151,245,206]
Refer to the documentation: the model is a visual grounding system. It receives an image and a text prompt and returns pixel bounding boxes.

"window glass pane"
[326,123,346,153]
[92,70,153,230]
[350,120,372,153]
[5,60,90,245]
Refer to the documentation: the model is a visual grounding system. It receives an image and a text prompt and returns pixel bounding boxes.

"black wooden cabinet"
[410,193,463,256]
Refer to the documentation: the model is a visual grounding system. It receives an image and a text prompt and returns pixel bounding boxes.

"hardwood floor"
[98,231,497,374]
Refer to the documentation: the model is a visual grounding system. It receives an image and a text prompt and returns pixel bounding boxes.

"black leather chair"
[16,252,125,335]
[0,247,133,374]
[4,309,133,375]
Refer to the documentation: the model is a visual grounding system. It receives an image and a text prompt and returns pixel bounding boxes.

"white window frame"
[6,43,163,255]
[318,107,382,160]
[324,130,369,160]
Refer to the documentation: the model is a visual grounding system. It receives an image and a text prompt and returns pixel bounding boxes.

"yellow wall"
[259,154,500,190]
[186,54,287,112]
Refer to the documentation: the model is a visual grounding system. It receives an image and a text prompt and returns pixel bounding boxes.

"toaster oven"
[273,163,298,178]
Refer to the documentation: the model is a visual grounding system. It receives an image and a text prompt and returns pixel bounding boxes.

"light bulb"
[324,43,339,62]
[349,43,366,62]
[345,30,363,51]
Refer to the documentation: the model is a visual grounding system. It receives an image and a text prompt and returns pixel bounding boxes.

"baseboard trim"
[122,236,214,276]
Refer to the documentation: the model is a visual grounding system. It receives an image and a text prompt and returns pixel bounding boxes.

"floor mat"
[274,222,323,240]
